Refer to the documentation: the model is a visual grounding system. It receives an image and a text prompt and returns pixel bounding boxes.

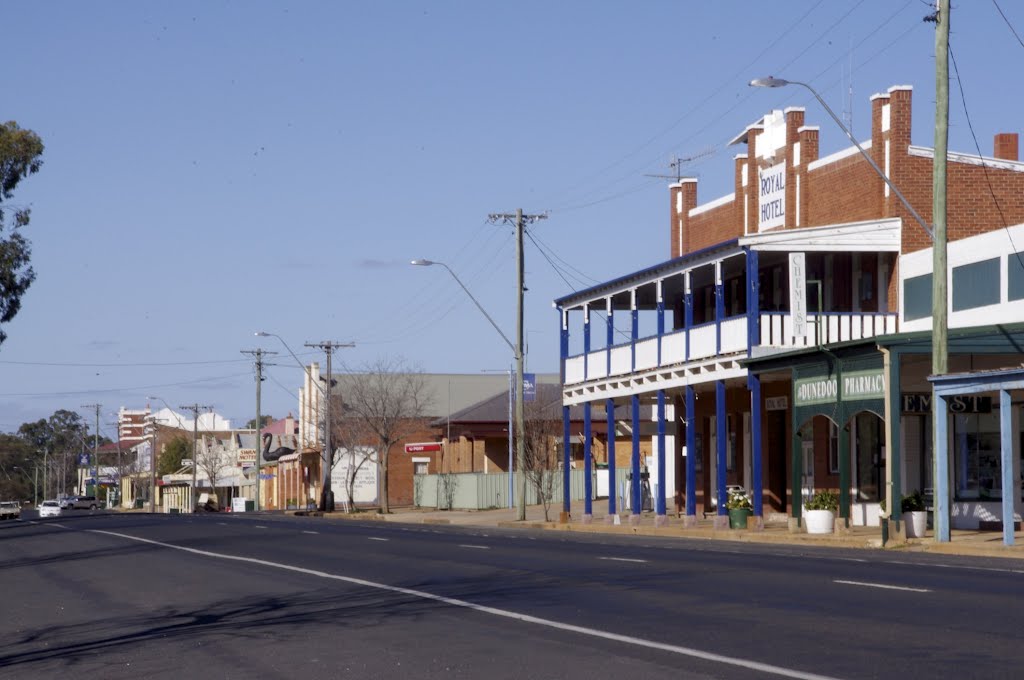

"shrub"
[805,490,839,512]
[725,491,752,510]
[901,490,926,512]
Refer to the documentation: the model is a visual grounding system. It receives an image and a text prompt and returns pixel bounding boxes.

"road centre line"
[459,544,489,550]
[87,528,839,680]
[368,537,388,541]
[599,557,648,564]
[254,526,268,529]
[834,580,931,593]
[302,530,319,535]
[926,562,1024,575]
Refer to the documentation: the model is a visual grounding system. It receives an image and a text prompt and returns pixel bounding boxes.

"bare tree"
[337,357,431,514]
[522,396,562,522]
[194,434,232,506]
[330,401,379,512]
[437,443,458,510]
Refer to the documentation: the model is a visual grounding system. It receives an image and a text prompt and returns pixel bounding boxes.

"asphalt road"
[2,513,1022,679]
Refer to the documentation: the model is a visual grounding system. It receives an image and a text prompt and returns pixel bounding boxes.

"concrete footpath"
[314,500,1024,561]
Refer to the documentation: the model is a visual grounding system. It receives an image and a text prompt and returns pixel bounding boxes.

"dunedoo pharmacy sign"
[794,369,886,407]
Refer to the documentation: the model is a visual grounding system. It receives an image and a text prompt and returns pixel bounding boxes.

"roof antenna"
[644,147,715,182]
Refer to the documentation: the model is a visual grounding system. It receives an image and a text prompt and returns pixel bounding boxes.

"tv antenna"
[644,147,715,182]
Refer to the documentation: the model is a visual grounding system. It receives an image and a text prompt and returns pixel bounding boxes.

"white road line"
[927,563,1024,575]
[459,544,489,550]
[834,580,931,593]
[368,537,388,541]
[302,531,319,535]
[87,528,839,680]
[217,522,227,526]
[254,525,268,529]
[599,557,648,564]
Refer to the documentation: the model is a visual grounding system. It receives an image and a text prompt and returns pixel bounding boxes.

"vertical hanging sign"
[523,373,536,402]
[789,252,808,338]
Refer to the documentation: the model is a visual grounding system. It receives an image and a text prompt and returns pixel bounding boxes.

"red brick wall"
[687,203,738,253]
[672,85,1024,261]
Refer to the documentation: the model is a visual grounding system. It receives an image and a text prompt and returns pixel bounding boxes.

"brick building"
[556,84,1024,532]
[297,368,540,508]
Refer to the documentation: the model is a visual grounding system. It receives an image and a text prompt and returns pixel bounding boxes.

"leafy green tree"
[17,410,89,498]
[245,415,272,430]
[0,433,35,501]
[0,121,45,346]
[158,435,190,476]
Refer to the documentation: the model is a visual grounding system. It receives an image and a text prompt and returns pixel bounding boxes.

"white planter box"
[905,510,927,538]
[805,509,835,534]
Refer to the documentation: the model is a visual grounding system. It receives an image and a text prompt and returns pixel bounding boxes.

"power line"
[534,0,831,210]
[525,230,594,291]
[0,357,274,368]
[948,45,1024,270]
[0,371,252,398]
[992,0,1024,49]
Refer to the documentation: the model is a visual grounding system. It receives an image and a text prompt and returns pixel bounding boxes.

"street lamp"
[411,259,526,519]
[749,75,948,537]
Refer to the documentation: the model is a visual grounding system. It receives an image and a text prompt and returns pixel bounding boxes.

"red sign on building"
[404,442,441,453]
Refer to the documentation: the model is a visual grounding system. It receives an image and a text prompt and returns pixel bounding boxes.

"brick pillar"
[747,125,763,235]
[784,108,805,230]
[886,86,925,254]
[735,153,748,236]
[797,125,819,227]
[870,91,890,219]
[671,179,698,257]
[994,133,1019,161]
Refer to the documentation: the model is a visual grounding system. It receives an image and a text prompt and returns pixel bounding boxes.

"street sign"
[405,442,441,453]
[78,454,90,466]
[788,252,808,338]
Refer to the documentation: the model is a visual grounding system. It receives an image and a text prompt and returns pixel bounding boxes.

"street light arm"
[255,332,327,398]
[411,260,517,355]
[749,77,934,241]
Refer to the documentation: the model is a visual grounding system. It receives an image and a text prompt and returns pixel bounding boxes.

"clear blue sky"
[2,1,1020,436]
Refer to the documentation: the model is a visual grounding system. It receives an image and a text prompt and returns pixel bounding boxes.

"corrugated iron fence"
[413,469,632,510]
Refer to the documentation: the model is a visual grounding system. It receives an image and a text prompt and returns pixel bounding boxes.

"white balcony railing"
[563,312,897,387]
[759,312,897,349]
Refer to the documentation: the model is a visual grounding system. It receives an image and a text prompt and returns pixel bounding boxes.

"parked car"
[62,495,99,510]
[0,501,20,520]
[38,500,62,518]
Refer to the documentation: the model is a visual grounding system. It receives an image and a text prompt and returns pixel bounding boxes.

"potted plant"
[804,490,838,534]
[725,490,752,529]
[901,490,927,538]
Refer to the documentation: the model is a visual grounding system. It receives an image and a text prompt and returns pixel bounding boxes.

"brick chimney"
[994,133,1018,161]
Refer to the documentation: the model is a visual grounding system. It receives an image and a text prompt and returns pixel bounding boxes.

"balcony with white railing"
[563,310,899,387]
[759,311,898,349]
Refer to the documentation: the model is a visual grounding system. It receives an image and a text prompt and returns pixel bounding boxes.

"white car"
[38,500,61,518]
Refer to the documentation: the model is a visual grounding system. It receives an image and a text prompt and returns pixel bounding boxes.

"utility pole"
[931,0,951,540]
[180,403,212,512]
[115,420,122,508]
[149,412,158,512]
[82,403,101,498]
[305,341,354,512]
[242,348,276,511]
[488,208,547,521]
[41,448,48,503]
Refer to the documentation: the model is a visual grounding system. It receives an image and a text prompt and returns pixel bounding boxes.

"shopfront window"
[854,413,884,502]
[954,412,1001,500]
